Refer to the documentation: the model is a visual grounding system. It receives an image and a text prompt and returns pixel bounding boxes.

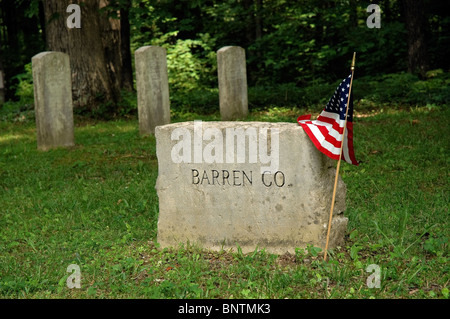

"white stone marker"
[32,52,74,151]
[217,46,248,121]
[155,121,347,254]
[135,46,170,135]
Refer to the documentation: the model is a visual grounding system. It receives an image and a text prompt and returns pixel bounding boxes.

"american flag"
[297,73,358,165]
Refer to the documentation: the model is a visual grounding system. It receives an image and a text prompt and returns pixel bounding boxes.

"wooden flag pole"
[323,52,356,261]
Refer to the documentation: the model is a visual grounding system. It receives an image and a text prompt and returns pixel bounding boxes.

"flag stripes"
[297,74,358,166]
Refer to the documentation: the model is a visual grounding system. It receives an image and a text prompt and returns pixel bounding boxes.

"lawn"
[0,104,448,299]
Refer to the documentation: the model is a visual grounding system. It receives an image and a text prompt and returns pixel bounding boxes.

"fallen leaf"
[409,289,419,295]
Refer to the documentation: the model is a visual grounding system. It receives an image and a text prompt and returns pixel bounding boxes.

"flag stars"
[297,72,357,164]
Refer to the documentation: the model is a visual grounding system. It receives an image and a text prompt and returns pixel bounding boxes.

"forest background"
[0,0,449,116]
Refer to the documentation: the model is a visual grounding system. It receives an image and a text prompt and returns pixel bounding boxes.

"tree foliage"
[128,0,449,88]
[1,0,449,107]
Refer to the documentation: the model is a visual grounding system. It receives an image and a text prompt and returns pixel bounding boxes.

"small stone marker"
[155,121,347,254]
[32,52,74,151]
[135,46,170,135]
[217,46,248,121]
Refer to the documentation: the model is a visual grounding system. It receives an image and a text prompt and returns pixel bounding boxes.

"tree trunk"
[0,57,4,105]
[99,0,122,101]
[349,0,358,27]
[383,0,391,23]
[0,9,5,104]
[254,0,262,41]
[243,0,254,46]
[120,0,133,91]
[43,0,120,111]
[1,0,19,101]
[402,0,429,77]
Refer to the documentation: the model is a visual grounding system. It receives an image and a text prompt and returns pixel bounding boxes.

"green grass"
[0,105,448,299]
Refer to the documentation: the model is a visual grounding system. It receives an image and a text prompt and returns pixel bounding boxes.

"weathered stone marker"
[32,52,74,151]
[155,121,347,254]
[135,46,170,135]
[217,46,248,121]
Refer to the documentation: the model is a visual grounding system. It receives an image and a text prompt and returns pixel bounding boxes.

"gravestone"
[155,121,347,254]
[217,46,248,121]
[135,46,170,135]
[32,52,74,151]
